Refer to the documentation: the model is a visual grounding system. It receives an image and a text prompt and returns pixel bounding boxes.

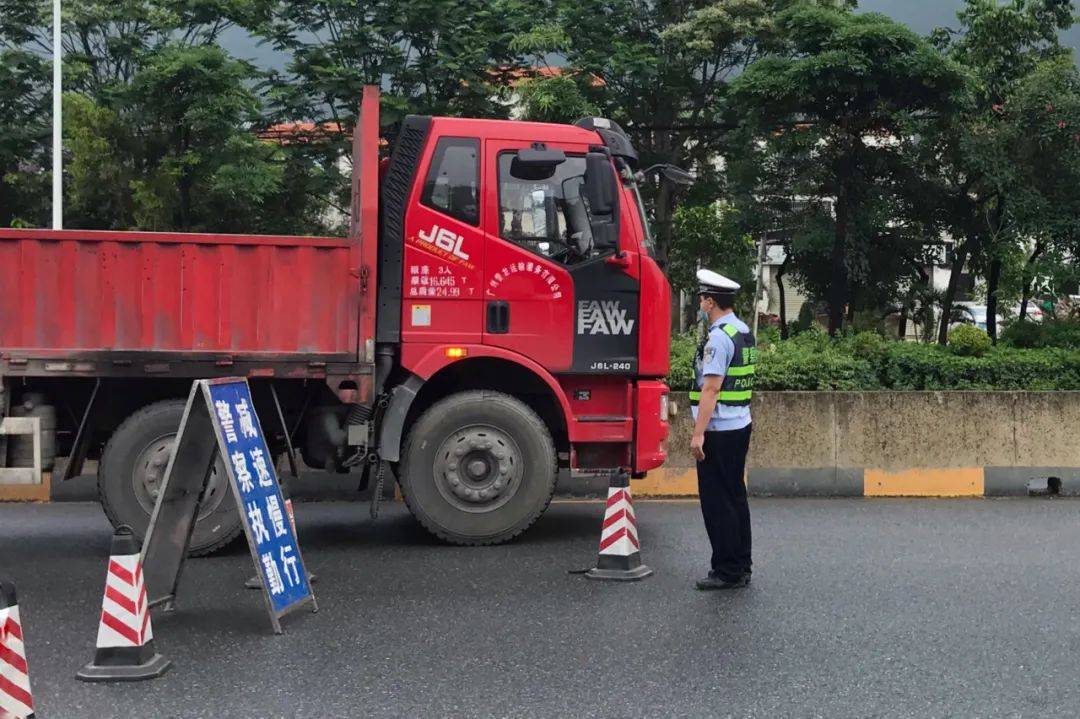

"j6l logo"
[419,224,470,261]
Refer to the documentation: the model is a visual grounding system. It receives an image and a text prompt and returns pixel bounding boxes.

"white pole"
[51,0,62,230]
[752,235,767,338]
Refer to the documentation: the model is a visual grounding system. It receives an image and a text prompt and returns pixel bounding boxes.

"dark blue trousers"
[696,424,753,580]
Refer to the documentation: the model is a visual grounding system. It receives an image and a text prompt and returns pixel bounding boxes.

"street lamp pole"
[752,233,768,338]
[52,0,62,230]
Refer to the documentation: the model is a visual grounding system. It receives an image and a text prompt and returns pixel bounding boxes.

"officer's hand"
[691,432,705,461]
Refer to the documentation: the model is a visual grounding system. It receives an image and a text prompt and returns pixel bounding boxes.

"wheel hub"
[132,435,227,520]
[434,426,523,512]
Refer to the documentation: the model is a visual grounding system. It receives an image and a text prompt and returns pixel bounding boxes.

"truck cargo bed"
[0,229,366,377]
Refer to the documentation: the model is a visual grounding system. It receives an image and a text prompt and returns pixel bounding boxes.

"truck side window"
[421,137,480,226]
[497,152,594,265]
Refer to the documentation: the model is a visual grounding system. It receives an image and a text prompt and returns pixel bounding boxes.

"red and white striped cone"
[0,579,34,719]
[77,526,171,682]
[585,472,653,581]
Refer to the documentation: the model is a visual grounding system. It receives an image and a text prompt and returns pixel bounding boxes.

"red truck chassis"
[0,87,670,552]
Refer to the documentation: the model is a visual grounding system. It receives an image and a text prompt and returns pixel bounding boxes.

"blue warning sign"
[206,379,312,616]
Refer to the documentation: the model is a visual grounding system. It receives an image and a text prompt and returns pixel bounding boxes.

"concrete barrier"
[636,392,1080,498]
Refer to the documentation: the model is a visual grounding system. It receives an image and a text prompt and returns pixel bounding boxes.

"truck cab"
[365,107,671,543]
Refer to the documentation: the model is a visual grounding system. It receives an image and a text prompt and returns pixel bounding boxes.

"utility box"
[0,416,48,501]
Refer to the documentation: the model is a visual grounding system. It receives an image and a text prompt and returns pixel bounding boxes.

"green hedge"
[1001,319,1080,349]
[880,343,1080,390]
[669,328,1080,391]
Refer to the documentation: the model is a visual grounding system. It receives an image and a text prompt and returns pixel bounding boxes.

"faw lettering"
[577,300,636,336]
[418,224,470,261]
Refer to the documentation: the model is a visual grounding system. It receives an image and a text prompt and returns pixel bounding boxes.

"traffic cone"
[585,472,653,581]
[77,526,171,682]
[0,578,35,719]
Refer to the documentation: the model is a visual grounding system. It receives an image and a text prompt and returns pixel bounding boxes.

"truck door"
[402,136,486,346]
[481,140,640,373]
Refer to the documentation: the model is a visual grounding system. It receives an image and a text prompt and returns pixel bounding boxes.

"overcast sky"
[863,0,1079,42]
[222,1,1080,71]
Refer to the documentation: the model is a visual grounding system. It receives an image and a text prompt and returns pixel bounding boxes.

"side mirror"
[642,163,696,187]
[584,150,619,250]
[660,165,695,186]
[584,152,617,215]
[511,146,567,181]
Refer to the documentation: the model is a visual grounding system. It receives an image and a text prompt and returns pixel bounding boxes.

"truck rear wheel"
[98,400,243,556]
[399,391,557,545]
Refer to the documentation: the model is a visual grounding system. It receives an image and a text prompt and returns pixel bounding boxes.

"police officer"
[689,269,756,590]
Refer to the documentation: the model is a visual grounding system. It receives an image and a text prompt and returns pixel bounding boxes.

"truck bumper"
[633,380,669,474]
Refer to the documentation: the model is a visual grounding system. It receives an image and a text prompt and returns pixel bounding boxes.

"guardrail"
[635,391,1080,498]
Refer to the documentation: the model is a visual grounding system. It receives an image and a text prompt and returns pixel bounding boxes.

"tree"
[246,0,538,236]
[507,24,598,123]
[60,37,322,233]
[253,0,533,129]
[668,202,757,320]
[1002,56,1080,319]
[14,0,338,234]
[929,0,1076,343]
[69,44,289,232]
[0,0,50,227]
[721,122,816,337]
[728,3,967,335]
[511,0,799,272]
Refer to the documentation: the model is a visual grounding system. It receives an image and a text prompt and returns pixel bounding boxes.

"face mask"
[698,309,708,324]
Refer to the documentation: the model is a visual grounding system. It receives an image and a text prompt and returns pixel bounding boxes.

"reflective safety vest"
[688,322,757,408]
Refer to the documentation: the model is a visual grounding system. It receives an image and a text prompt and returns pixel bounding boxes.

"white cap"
[696,268,740,295]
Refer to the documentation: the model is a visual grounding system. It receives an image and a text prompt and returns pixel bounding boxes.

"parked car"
[951,302,1043,331]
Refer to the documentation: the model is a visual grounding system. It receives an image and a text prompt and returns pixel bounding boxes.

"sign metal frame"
[142,378,316,634]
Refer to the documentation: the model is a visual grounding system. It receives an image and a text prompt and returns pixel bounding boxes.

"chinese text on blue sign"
[207,380,311,615]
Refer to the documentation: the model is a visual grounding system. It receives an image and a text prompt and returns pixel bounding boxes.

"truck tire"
[399,390,557,545]
[98,400,242,556]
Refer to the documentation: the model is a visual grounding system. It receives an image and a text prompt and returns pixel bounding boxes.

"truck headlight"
[659,393,669,420]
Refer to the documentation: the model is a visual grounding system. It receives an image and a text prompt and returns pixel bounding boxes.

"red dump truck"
[0,87,672,553]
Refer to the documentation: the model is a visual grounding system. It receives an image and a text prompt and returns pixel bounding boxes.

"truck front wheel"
[98,400,243,556]
[399,391,557,545]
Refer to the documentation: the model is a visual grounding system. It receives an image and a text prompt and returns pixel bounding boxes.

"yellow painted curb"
[632,467,698,497]
[0,472,51,502]
[863,467,984,497]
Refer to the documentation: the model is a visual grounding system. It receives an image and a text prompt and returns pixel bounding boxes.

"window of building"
[497,152,596,264]
[421,137,479,226]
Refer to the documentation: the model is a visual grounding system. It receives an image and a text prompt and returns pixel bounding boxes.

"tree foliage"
[0,0,50,227]
[0,0,1076,332]
[728,2,967,335]
[253,0,533,128]
[926,0,1078,343]
[509,0,799,269]
[668,203,757,318]
[0,0,341,233]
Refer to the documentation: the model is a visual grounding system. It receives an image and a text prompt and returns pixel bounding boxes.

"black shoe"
[695,573,749,591]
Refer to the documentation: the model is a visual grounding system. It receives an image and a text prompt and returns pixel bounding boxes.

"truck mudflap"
[377,375,423,463]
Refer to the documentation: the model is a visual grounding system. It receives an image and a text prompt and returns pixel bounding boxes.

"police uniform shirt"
[692,314,753,432]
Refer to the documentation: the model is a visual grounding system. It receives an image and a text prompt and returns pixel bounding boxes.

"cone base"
[77,653,172,682]
[585,564,654,582]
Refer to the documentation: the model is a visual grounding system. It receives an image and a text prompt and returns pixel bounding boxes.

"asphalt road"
[3,497,1080,718]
